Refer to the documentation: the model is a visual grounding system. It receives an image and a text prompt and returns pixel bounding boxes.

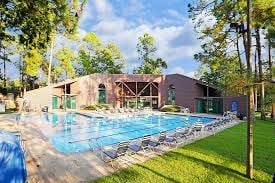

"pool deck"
[0,112,241,183]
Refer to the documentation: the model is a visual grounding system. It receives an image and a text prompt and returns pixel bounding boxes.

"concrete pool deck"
[0,114,115,183]
[0,112,241,182]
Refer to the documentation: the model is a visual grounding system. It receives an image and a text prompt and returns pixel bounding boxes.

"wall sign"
[231,101,238,112]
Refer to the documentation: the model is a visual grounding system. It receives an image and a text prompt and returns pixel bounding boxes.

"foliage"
[264,83,275,112]
[83,104,111,110]
[195,57,247,95]
[55,47,75,78]
[77,32,125,75]
[134,33,167,74]
[160,105,181,112]
[189,0,274,95]
[90,118,274,183]
[0,0,86,50]
[23,48,43,76]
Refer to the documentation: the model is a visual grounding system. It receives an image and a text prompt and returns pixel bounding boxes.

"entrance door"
[197,99,205,113]
[71,97,76,109]
[52,96,58,109]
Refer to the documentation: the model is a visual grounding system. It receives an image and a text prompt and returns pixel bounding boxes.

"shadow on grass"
[136,164,182,183]
[164,151,249,182]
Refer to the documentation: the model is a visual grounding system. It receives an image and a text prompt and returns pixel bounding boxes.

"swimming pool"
[28,112,215,153]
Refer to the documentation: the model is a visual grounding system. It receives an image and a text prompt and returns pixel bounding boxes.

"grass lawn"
[91,118,275,183]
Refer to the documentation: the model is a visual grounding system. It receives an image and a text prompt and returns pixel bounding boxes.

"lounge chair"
[101,141,130,168]
[129,135,152,157]
[149,131,179,148]
[148,131,167,148]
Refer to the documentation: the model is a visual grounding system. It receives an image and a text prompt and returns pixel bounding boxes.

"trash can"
[42,106,48,112]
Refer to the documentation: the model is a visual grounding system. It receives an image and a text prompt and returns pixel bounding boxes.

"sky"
[77,0,200,77]
[7,0,202,79]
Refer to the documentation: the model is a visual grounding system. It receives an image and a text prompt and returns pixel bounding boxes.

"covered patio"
[115,81,160,109]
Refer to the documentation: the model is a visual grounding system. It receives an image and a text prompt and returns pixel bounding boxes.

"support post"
[246,0,254,179]
[206,85,209,113]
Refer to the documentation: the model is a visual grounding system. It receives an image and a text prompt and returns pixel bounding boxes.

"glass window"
[98,84,106,104]
[168,84,176,105]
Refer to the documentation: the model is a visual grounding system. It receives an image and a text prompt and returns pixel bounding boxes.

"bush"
[84,105,97,110]
[160,105,181,112]
[83,104,111,110]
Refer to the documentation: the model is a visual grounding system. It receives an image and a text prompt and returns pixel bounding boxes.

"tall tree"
[134,33,167,74]
[246,0,254,178]
[55,47,75,79]
[77,32,125,75]
[47,0,87,85]
[188,0,275,178]
[0,0,86,89]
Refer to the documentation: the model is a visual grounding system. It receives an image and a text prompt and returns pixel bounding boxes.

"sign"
[231,101,238,112]
[0,104,5,112]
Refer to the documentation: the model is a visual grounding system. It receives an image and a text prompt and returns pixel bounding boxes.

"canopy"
[0,131,27,183]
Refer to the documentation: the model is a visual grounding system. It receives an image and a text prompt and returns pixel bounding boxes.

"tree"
[0,0,86,89]
[134,33,167,74]
[55,47,75,79]
[77,32,125,75]
[21,48,44,94]
[188,0,275,179]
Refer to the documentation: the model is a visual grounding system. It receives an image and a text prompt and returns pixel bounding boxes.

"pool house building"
[25,73,248,115]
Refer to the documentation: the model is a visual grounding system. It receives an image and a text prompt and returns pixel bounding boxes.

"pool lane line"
[67,118,193,143]
[57,117,190,139]
[53,115,156,133]
[55,117,183,138]
[52,115,192,135]
[51,114,177,132]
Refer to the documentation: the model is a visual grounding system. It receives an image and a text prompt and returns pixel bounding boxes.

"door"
[52,96,58,109]
[71,97,76,109]
[197,99,205,113]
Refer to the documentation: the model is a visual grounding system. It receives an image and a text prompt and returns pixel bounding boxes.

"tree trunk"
[268,41,272,81]
[254,48,258,111]
[236,32,243,75]
[272,103,275,119]
[255,27,265,120]
[246,0,254,179]
[3,50,6,88]
[242,32,248,62]
[47,37,55,86]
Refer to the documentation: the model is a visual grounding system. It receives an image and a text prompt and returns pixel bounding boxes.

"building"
[25,73,248,115]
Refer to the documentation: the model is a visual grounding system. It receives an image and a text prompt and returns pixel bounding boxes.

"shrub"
[83,105,97,110]
[83,104,111,110]
[160,105,181,112]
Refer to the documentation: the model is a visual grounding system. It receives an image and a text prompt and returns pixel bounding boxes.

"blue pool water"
[32,113,215,153]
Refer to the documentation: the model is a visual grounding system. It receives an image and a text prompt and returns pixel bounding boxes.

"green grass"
[90,118,275,183]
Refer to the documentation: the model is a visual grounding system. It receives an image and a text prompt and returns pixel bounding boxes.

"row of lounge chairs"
[93,107,153,118]
[94,116,237,168]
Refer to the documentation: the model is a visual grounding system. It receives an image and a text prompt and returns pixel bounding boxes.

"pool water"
[29,113,215,153]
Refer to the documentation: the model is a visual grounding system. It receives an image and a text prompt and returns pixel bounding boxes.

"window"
[98,84,106,104]
[168,84,176,105]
